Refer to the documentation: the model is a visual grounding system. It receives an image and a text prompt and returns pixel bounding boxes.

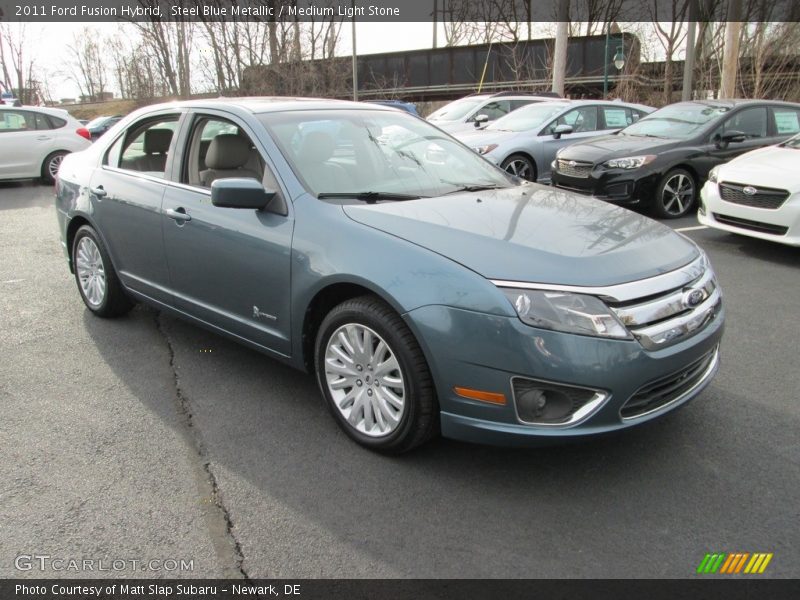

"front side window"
[473,100,511,121]
[182,116,266,188]
[720,107,768,139]
[260,109,515,199]
[544,106,599,134]
[104,115,179,179]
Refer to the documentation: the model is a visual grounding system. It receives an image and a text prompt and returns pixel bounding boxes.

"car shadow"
[0,180,53,211]
[78,299,759,578]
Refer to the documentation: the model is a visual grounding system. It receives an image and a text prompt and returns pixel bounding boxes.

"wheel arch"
[65,215,93,273]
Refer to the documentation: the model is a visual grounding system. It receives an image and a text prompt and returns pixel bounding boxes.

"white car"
[0,105,92,183]
[427,92,559,136]
[699,132,800,246]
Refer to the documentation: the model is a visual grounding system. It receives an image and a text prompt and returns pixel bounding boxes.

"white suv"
[0,105,92,183]
[427,92,560,135]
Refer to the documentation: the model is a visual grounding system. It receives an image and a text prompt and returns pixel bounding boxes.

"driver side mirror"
[211,178,275,210]
[715,130,746,148]
[473,114,489,128]
[553,124,574,140]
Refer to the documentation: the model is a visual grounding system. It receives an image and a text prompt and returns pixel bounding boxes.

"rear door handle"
[36,135,53,141]
[165,207,192,223]
[91,186,107,198]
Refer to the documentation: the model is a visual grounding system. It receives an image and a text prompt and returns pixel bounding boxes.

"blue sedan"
[56,98,723,452]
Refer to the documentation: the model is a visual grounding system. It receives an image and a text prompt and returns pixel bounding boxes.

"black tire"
[652,168,696,219]
[42,151,68,184]
[501,153,536,181]
[314,295,438,453]
[71,225,134,318]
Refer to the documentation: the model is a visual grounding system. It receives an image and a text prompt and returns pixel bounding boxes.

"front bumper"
[699,181,800,247]
[404,303,724,446]
[551,164,661,207]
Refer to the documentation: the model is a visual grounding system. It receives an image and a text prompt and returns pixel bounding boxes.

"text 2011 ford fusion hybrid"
[56,98,724,452]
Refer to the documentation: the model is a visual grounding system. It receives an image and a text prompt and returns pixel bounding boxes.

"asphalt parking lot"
[1,181,798,579]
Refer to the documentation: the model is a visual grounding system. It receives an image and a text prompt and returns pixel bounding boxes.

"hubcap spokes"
[324,324,405,437]
[662,174,693,215]
[75,237,106,307]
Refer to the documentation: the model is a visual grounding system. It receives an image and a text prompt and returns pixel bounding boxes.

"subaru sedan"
[56,98,724,452]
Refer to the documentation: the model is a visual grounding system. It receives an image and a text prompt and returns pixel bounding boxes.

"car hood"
[720,144,800,186]
[342,185,698,286]
[558,133,681,162]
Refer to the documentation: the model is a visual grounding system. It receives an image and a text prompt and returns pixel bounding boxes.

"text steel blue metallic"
[56,98,724,452]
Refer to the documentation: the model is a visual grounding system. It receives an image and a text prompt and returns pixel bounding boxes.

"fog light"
[512,377,607,426]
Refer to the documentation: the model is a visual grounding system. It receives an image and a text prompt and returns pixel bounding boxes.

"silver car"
[456,100,654,183]
[426,92,559,136]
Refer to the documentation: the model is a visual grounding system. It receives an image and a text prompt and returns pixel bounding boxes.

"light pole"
[351,0,358,101]
[603,25,625,98]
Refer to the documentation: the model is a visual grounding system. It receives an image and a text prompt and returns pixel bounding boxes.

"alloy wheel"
[48,153,65,180]
[323,323,406,437]
[75,236,106,307]
[503,157,533,180]
[661,173,694,217]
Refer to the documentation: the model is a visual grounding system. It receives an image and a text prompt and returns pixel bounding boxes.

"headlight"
[500,288,631,339]
[474,144,498,155]
[707,165,720,183]
[604,155,657,169]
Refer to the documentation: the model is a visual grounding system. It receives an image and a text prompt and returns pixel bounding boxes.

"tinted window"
[773,107,800,135]
[34,113,52,130]
[474,100,510,121]
[722,107,767,138]
[49,115,67,128]
[545,106,598,134]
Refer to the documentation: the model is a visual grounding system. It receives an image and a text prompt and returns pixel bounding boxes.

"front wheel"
[501,154,536,181]
[72,225,134,318]
[653,168,696,219]
[314,295,438,453]
[42,151,68,184]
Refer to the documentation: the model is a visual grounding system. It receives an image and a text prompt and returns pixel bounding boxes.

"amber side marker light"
[454,386,507,405]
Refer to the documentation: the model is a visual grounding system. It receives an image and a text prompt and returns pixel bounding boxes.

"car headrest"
[143,129,173,154]
[300,132,335,164]
[205,134,251,170]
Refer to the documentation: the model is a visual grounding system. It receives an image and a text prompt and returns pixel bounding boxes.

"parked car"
[456,100,653,183]
[699,132,800,246]
[551,99,800,218]
[427,91,560,135]
[0,105,91,183]
[86,115,123,141]
[1,91,21,106]
[365,100,419,116]
[56,98,723,452]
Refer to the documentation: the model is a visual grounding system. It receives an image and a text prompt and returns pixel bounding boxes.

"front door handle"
[165,207,192,223]
[91,186,107,198]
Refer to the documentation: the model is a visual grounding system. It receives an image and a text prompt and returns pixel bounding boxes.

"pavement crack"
[154,311,251,581]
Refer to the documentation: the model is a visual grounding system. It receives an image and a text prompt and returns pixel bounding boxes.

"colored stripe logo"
[696,552,773,574]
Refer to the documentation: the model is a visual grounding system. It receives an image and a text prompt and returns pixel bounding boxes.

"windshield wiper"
[442,184,507,194]
[317,191,424,203]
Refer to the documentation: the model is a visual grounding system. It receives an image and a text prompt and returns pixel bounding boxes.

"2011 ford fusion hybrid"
[55,98,724,453]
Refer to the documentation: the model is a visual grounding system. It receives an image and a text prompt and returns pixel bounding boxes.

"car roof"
[0,104,71,117]
[670,99,800,109]
[135,96,398,116]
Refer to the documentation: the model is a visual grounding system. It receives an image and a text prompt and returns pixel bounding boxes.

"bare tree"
[651,0,689,104]
[66,28,109,101]
[0,23,38,103]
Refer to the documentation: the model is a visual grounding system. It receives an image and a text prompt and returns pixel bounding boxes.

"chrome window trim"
[491,254,705,303]
[620,346,720,422]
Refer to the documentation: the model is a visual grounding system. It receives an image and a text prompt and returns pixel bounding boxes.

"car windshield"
[486,103,570,132]
[620,103,730,139]
[86,116,111,128]
[780,133,800,149]
[259,109,515,199]
[427,99,482,122]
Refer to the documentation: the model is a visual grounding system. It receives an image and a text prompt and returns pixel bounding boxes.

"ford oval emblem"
[683,289,705,308]
[742,185,757,196]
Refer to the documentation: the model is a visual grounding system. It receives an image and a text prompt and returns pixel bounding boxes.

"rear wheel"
[72,225,134,318]
[42,151,68,184]
[653,168,696,219]
[314,295,438,453]
[501,154,536,181]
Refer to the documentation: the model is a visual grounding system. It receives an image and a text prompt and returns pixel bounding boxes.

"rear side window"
[104,116,179,179]
[48,115,67,129]
[601,107,632,128]
[772,107,800,135]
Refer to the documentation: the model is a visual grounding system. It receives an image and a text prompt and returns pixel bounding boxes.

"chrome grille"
[719,182,790,210]
[556,159,593,178]
[620,346,719,420]
[606,255,722,350]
